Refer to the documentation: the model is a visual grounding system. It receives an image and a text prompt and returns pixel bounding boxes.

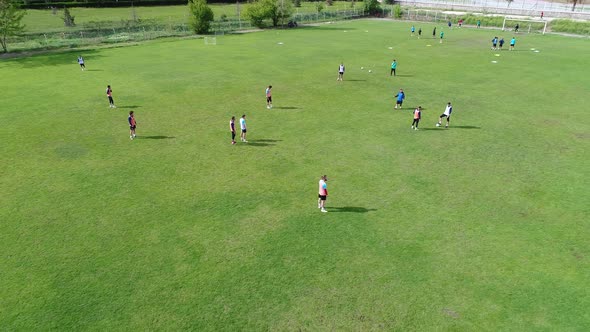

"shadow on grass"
[298,26,356,31]
[138,135,176,139]
[452,125,481,129]
[242,139,281,147]
[419,125,481,131]
[346,79,366,82]
[329,206,377,213]
[118,105,141,109]
[85,69,104,72]
[274,106,299,110]
[393,74,413,77]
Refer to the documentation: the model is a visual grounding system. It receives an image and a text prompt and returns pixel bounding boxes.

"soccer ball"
[436,123,441,127]
[361,67,364,70]
[368,70,372,73]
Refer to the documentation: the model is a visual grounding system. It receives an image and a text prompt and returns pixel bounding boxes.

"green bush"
[245,0,293,28]
[188,0,214,34]
[245,2,266,27]
[316,2,324,13]
[363,0,380,15]
[551,19,590,35]
[293,0,300,7]
[461,14,504,28]
[62,7,75,27]
[393,4,402,18]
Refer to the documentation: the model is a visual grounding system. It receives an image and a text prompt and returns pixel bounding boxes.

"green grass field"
[1,19,589,330]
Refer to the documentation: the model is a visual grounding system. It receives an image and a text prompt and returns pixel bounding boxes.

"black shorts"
[492,44,497,47]
[439,114,450,118]
[241,129,247,133]
[130,125,136,130]
[267,96,272,102]
[318,194,327,200]
[397,100,403,105]
[339,71,344,75]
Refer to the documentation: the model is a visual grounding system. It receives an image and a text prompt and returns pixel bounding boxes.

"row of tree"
[0,0,411,52]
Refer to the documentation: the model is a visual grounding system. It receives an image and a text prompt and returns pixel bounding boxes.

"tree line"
[19,0,252,9]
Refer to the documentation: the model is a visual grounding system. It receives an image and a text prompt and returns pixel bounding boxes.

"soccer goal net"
[204,36,217,45]
[502,17,548,35]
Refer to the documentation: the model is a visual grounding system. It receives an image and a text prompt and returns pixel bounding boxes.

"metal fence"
[6,7,367,53]
[397,0,590,20]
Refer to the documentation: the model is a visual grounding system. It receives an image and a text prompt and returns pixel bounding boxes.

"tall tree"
[0,0,25,53]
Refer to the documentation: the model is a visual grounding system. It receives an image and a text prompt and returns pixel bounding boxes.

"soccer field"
[1,19,589,330]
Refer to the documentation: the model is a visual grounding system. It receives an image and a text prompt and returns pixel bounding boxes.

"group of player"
[393,88,453,130]
[410,25,446,43]
[491,36,517,50]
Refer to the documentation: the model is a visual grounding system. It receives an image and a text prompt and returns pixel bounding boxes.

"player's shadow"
[452,125,481,129]
[245,139,281,147]
[119,105,141,109]
[329,206,377,213]
[394,74,413,77]
[85,69,103,72]
[347,79,366,82]
[420,125,481,130]
[138,136,175,139]
[274,106,299,110]
[299,26,356,31]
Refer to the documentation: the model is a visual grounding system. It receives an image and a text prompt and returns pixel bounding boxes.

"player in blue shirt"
[394,89,405,109]
[510,37,516,51]
[491,37,498,50]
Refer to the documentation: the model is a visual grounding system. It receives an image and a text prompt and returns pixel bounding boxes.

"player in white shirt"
[437,102,453,128]
[265,85,272,109]
[337,63,345,81]
[318,175,328,212]
[78,56,85,71]
[239,114,248,142]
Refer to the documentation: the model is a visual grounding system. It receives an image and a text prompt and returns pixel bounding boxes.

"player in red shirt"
[230,116,236,145]
[107,85,116,108]
[128,111,137,140]
[411,106,422,130]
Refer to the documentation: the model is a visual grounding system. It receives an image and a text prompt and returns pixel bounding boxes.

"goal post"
[204,36,217,45]
[502,16,548,35]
